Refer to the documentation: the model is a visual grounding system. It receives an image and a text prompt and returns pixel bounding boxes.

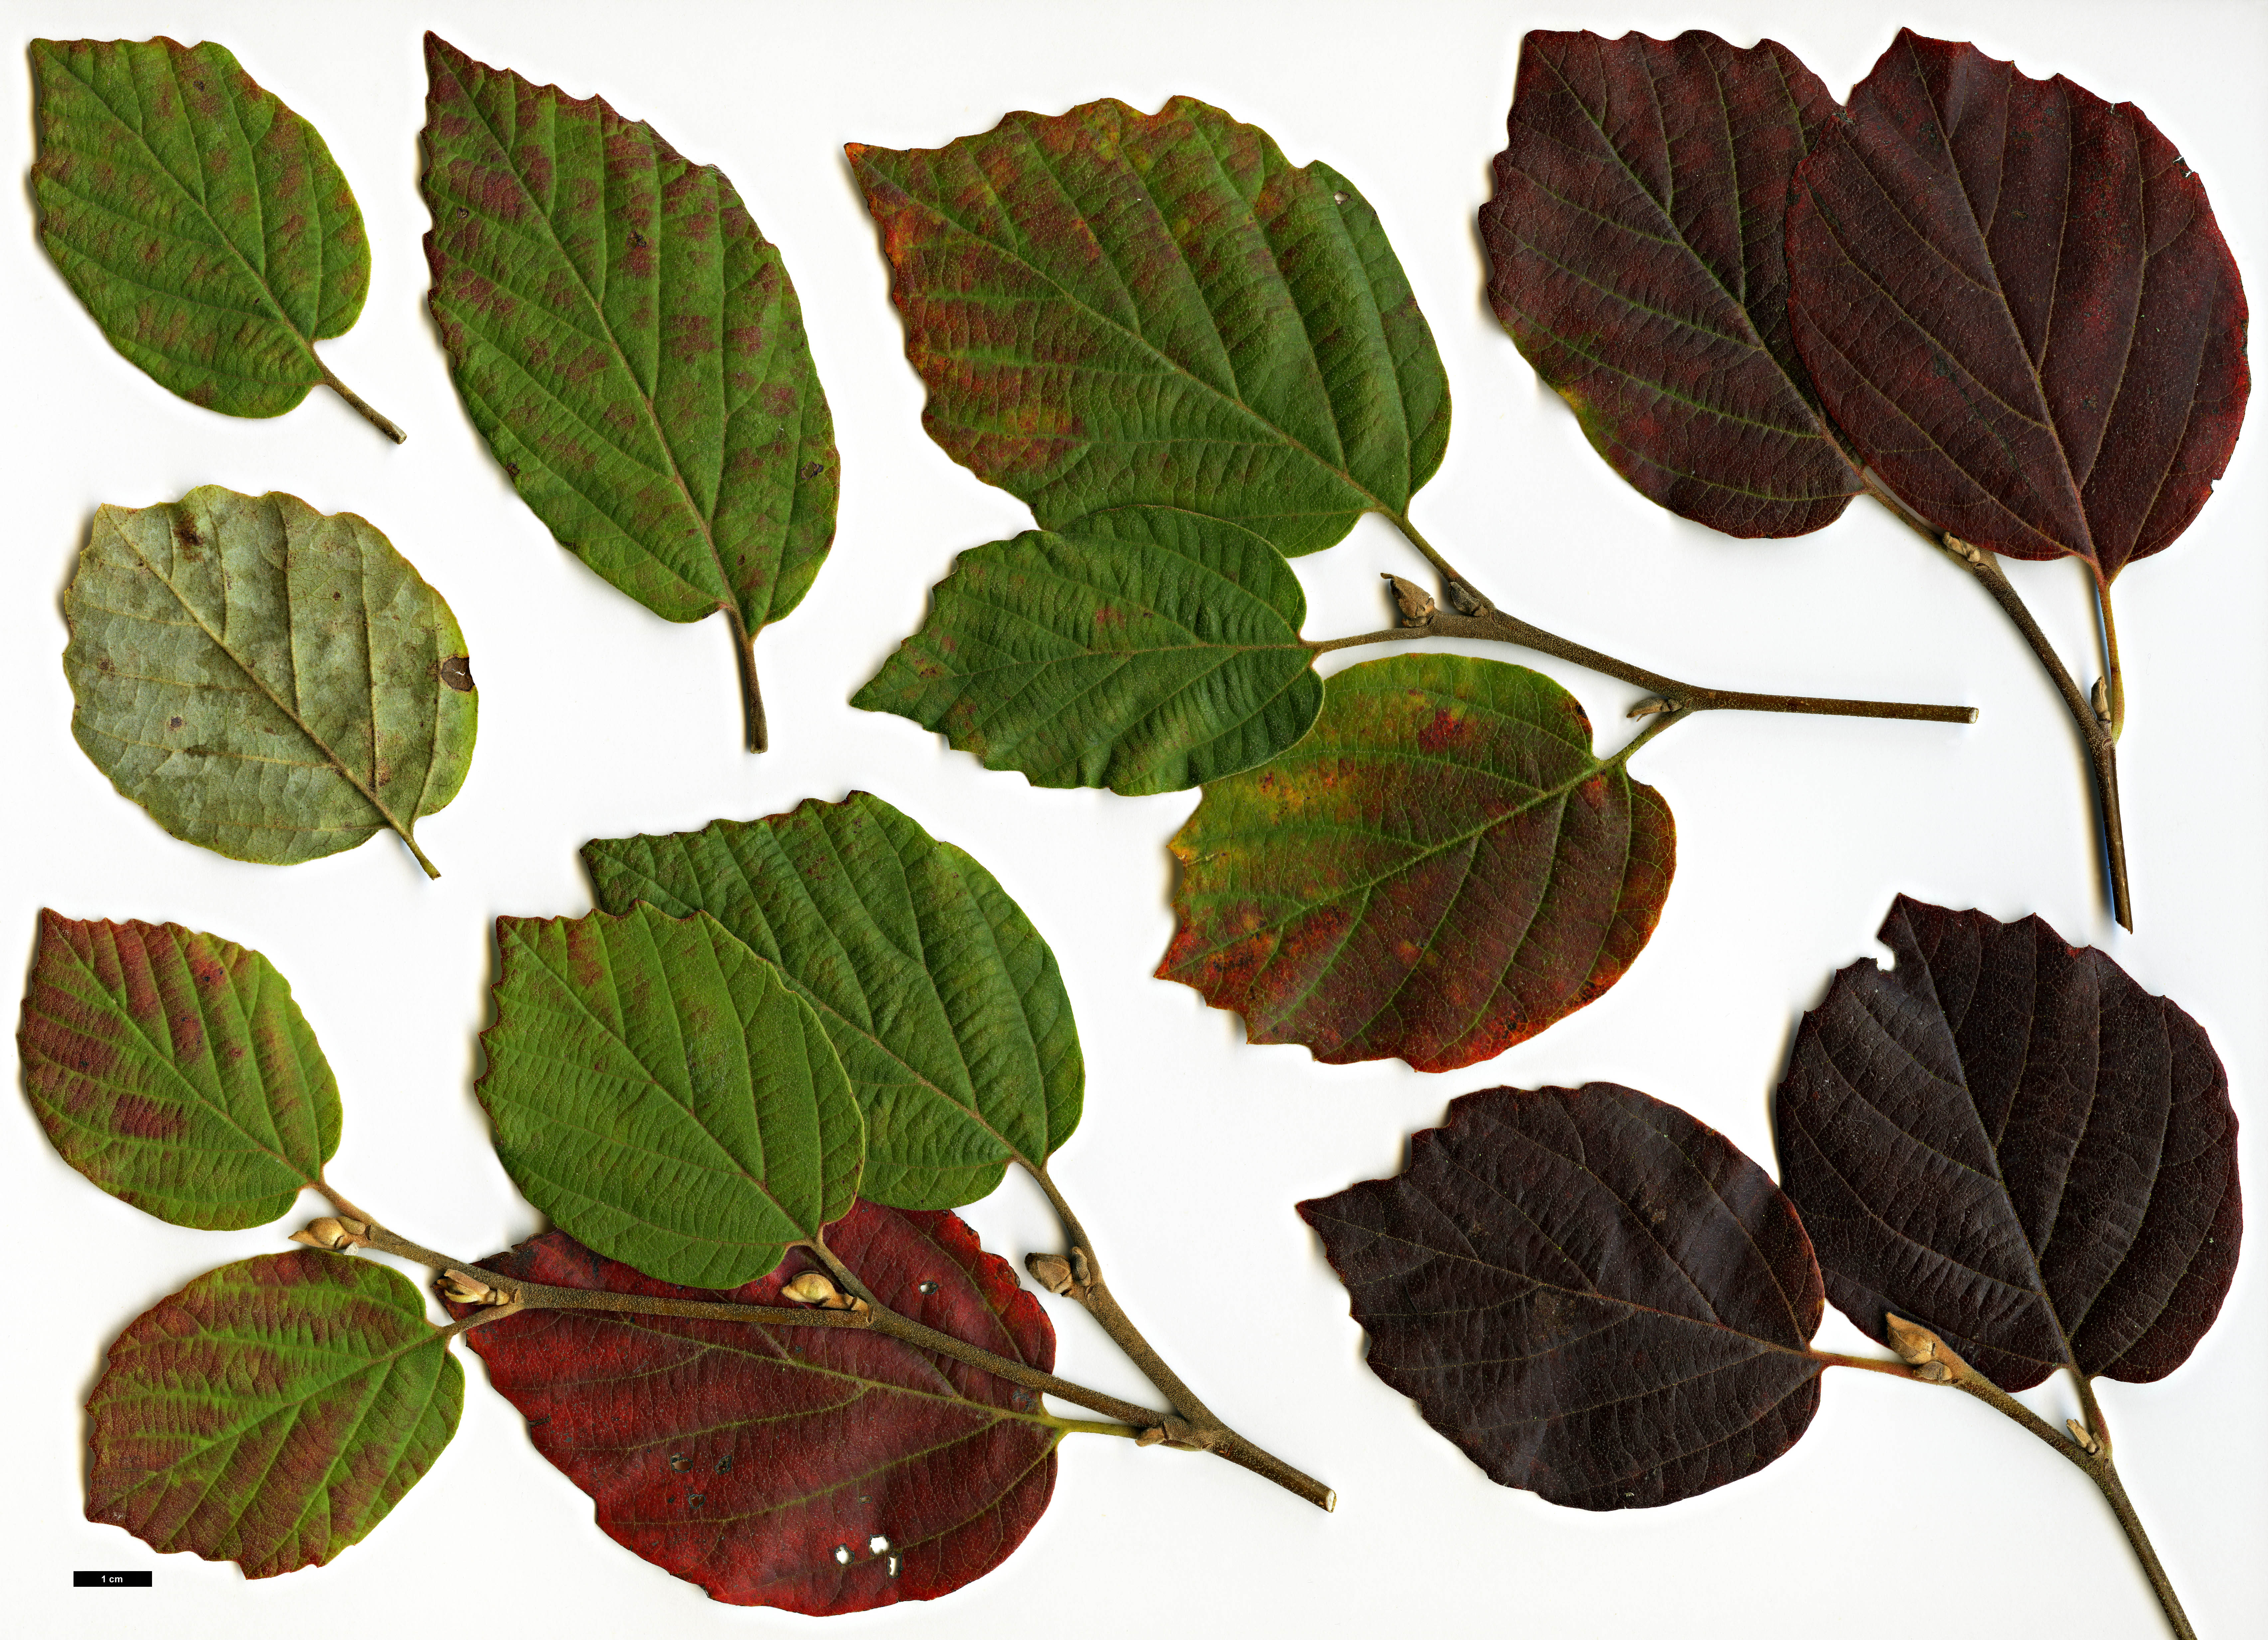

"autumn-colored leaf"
[419,34,836,748]
[18,911,339,1229]
[1786,31,2249,577]
[480,904,864,1289]
[1482,30,1859,536]
[1774,896,2241,1391]
[461,1204,1058,1614]
[86,1252,460,1577]
[853,505,1322,792]
[1159,654,1673,1070]
[62,487,476,876]
[29,37,397,437]
[583,793,1077,1211]
[850,96,1448,556]
[1303,1084,1826,1509]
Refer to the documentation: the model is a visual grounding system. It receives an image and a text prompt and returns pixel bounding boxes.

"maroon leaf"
[1302,1084,1826,1509]
[1787,31,2249,577]
[462,1202,1057,1613]
[1774,896,2240,1391]
[1482,30,1860,537]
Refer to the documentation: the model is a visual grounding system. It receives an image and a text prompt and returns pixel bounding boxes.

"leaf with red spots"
[1301,1083,1827,1508]
[86,1251,461,1577]
[1786,32,2249,580]
[1158,653,1673,1070]
[460,1202,1057,1614]
[18,911,339,1230]
[419,35,836,750]
[1481,30,1861,536]
[29,37,399,439]
[1774,896,2241,1391]
[849,96,1448,556]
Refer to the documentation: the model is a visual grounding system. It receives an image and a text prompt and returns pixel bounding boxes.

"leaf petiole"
[313,358,407,445]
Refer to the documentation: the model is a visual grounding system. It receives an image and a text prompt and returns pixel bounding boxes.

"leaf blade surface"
[583,793,1079,1210]
[1774,896,2241,1390]
[1302,1084,1825,1509]
[62,487,476,869]
[462,1204,1057,1613]
[86,1251,460,1577]
[1158,653,1674,1070]
[1483,29,1860,536]
[480,903,865,1288]
[850,96,1448,554]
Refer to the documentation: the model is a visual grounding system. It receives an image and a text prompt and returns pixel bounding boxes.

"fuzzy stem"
[2094,570,2127,743]
[727,607,767,753]
[314,358,407,444]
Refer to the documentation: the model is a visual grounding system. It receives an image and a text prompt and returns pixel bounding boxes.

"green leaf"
[18,911,339,1229]
[29,37,400,440]
[583,793,1079,1210]
[854,506,1323,794]
[419,34,836,750]
[481,904,865,1287]
[86,1251,461,1578]
[1160,653,1675,1071]
[850,96,1449,556]
[62,487,476,877]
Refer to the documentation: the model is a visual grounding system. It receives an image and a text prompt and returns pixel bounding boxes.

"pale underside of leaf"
[1483,28,1859,537]
[854,506,1322,793]
[583,792,1080,1211]
[420,34,837,640]
[1160,654,1674,1071]
[30,36,368,417]
[62,487,475,869]
[86,1252,461,1578]
[19,911,339,1229]
[480,904,864,1288]
[850,95,1449,556]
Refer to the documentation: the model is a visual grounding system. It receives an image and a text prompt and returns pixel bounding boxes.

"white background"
[3,3,2262,1636]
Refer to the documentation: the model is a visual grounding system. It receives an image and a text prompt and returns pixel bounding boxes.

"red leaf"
[1775,897,2241,1390]
[463,1202,1058,1613]
[1302,1085,1825,1508]
[1787,31,2249,577]
[1482,30,1860,536]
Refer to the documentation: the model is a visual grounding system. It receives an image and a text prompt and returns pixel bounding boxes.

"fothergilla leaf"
[480,903,864,1288]
[62,487,476,875]
[1302,1084,1827,1509]
[1786,31,2249,577]
[1482,30,1860,535]
[29,38,393,435]
[583,793,1079,1211]
[420,35,836,747]
[86,1251,461,1577]
[1774,896,2241,1391]
[461,1204,1057,1613]
[853,505,1323,793]
[850,97,1449,555]
[18,911,339,1229]
[1159,654,1674,1070]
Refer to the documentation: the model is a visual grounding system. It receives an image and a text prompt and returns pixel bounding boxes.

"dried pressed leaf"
[853,506,1322,793]
[1775,896,2241,1390]
[1786,31,2249,577]
[1303,1084,1826,1509]
[1159,654,1673,1070]
[86,1252,460,1577]
[851,96,1448,555]
[18,912,338,1229]
[480,904,865,1288]
[29,37,389,433]
[420,34,836,747]
[1483,30,1859,535]
[462,1204,1057,1613]
[584,793,1077,1211]
[62,487,475,876]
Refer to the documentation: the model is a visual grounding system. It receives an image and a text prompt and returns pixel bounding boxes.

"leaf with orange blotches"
[1159,654,1673,1070]
[18,911,339,1229]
